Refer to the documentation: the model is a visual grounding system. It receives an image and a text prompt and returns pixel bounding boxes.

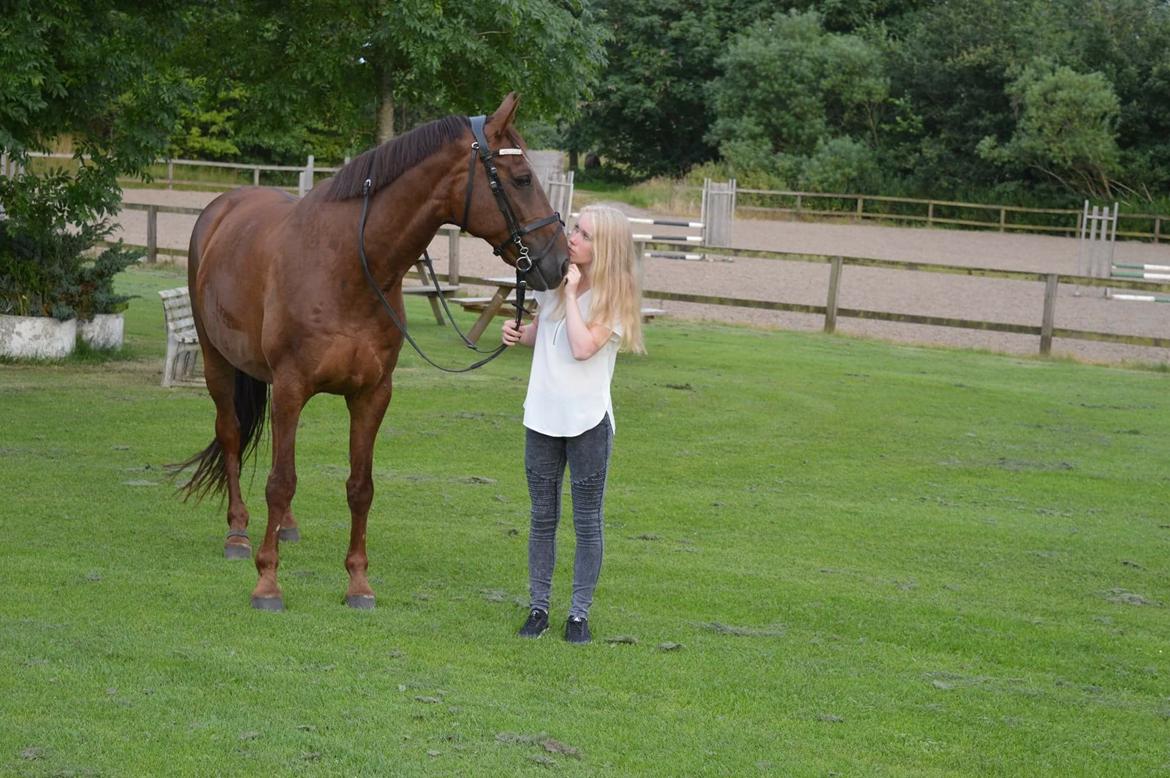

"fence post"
[999,208,1007,231]
[447,227,460,285]
[545,170,574,222]
[298,155,315,196]
[1156,217,1162,244]
[166,160,174,190]
[795,194,802,219]
[702,179,735,247]
[855,197,864,222]
[253,166,260,187]
[146,205,158,264]
[1039,273,1058,355]
[634,241,647,291]
[824,256,843,334]
[927,201,934,227]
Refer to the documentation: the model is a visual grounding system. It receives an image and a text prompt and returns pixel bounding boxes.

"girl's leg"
[565,415,613,619]
[525,427,566,613]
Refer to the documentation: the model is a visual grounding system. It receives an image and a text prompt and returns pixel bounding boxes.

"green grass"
[2,265,1169,775]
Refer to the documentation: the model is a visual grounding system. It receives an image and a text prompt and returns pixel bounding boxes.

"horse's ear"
[487,92,521,133]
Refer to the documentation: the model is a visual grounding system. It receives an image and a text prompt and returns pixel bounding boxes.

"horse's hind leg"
[251,378,310,611]
[342,383,394,609]
[203,349,254,559]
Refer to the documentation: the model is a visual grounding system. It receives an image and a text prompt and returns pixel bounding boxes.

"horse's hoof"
[278,527,301,543]
[345,595,376,610]
[224,543,251,560]
[251,595,284,611]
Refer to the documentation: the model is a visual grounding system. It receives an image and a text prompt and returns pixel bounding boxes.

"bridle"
[460,114,563,281]
[356,114,563,373]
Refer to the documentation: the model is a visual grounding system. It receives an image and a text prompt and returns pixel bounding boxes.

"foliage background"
[5,1,1170,213]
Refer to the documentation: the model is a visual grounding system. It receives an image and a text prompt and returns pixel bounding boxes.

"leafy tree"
[1054,0,1170,200]
[705,10,889,188]
[882,0,1070,195]
[169,0,609,162]
[0,1,186,318]
[978,63,1122,200]
[569,0,775,177]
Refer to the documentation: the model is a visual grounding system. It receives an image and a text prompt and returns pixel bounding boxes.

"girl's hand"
[564,263,582,296]
[501,318,523,346]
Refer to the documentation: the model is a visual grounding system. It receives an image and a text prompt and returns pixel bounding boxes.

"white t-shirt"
[523,288,623,437]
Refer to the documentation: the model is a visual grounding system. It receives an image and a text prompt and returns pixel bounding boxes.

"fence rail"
[737,189,1167,243]
[637,240,1170,355]
[13,152,1170,242]
[23,152,342,193]
[109,204,1170,357]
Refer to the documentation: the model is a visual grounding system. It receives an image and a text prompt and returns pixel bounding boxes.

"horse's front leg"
[251,381,309,611]
[343,383,393,609]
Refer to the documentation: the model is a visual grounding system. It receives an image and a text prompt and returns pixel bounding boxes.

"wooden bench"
[159,286,202,387]
[455,295,535,316]
[401,259,461,325]
[455,296,664,322]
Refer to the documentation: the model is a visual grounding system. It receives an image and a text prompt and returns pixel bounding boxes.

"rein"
[356,115,560,373]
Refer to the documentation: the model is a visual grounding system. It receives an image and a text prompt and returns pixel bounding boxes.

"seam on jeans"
[525,466,563,483]
[570,468,608,489]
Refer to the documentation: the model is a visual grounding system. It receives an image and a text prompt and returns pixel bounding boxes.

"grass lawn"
[1,264,1168,776]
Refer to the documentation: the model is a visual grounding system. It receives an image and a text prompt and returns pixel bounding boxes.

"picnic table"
[454,276,667,346]
[455,276,537,345]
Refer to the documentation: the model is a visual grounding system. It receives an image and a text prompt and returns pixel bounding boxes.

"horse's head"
[458,93,569,292]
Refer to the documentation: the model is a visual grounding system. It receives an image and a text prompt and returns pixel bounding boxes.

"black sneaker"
[518,608,549,638]
[565,615,591,644]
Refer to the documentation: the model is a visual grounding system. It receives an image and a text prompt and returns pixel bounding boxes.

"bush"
[0,208,140,320]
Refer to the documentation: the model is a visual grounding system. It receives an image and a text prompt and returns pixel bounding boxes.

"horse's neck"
[360,192,446,280]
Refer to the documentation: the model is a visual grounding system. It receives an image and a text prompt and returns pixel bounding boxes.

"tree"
[705,10,888,188]
[168,0,609,162]
[567,0,776,177]
[978,63,1122,199]
[883,0,1070,195]
[0,1,188,317]
[1,1,188,220]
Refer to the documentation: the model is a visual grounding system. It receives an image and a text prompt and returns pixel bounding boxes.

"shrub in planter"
[73,242,141,350]
[0,180,140,355]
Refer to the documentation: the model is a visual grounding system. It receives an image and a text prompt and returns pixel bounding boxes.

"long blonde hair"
[556,205,645,354]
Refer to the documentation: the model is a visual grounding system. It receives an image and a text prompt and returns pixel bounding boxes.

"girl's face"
[568,213,595,268]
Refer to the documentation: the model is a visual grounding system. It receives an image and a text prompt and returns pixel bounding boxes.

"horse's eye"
[514,175,532,188]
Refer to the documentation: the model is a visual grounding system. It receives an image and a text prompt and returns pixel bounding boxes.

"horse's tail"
[172,371,269,503]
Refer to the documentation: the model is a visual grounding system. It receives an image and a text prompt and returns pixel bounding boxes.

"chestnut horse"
[178,94,567,610]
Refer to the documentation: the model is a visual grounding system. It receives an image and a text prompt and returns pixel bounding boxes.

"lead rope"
[418,250,526,352]
[358,177,509,373]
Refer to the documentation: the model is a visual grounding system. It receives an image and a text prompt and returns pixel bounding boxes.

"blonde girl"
[502,205,644,643]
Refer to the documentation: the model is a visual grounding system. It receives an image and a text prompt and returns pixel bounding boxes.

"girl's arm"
[563,293,613,360]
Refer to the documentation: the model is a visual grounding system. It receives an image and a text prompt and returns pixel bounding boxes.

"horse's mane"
[323,115,470,201]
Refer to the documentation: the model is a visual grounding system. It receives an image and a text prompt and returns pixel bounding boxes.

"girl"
[501,204,645,643]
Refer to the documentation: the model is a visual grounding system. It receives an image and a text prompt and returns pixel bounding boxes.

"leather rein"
[356,115,562,373]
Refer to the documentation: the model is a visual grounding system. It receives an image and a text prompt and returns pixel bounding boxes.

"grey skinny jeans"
[525,414,613,620]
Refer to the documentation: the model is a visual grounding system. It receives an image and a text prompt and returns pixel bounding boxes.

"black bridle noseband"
[356,114,563,373]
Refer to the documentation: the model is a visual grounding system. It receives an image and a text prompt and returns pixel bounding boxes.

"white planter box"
[0,314,77,359]
[79,313,125,350]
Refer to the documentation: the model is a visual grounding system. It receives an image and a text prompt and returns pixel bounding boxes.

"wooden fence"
[24,152,340,193]
[736,189,1168,243]
[635,241,1170,356]
[22,151,1169,242]
[113,204,1170,357]
[118,203,462,282]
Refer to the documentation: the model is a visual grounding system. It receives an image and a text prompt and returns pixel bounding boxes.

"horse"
[178,93,568,611]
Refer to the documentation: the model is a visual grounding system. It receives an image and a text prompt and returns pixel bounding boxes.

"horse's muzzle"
[522,242,568,292]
